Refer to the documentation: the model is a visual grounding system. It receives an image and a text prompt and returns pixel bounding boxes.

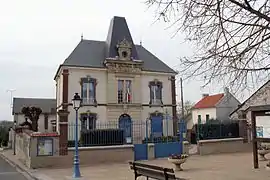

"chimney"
[224,87,229,95]
[202,93,209,98]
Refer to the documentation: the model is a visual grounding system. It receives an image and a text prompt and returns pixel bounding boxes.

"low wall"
[14,128,60,169]
[14,128,190,169]
[15,131,31,168]
[198,138,252,155]
[30,142,189,169]
[30,145,133,169]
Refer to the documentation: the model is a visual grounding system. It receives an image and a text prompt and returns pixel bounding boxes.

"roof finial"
[140,39,142,46]
[81,33,83,41]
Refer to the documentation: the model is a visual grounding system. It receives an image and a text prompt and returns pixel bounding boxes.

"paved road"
[0,156,29,180]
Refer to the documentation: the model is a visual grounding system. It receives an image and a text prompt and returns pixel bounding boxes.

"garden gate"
[133,117,186,161]
[133,120,148,161]
[154,120,186,158]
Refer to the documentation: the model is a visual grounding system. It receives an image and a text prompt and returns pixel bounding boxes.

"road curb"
[0,151,39,180]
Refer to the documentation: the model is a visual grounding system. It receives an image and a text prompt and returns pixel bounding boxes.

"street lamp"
[72,93,82,178]
[13,120,17,155]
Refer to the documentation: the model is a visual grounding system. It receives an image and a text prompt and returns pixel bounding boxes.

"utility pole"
[180,78,184,120]
[7,89,16,155]
[7,89,16,111]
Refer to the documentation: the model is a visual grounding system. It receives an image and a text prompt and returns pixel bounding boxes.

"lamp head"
[72,93,82,110]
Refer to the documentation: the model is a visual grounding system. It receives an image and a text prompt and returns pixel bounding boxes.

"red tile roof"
[193,94,224,109]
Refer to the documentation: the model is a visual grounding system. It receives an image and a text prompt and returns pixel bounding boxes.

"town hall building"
[54,16,178,143]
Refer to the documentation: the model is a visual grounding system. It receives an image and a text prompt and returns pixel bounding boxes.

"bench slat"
[130,166,175,176]
[129,161,187,180]
[135,167,176,180]
[129,161,174,173]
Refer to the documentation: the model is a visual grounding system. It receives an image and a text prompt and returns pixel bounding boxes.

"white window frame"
[82,81,95,104]
[117,79,132,104]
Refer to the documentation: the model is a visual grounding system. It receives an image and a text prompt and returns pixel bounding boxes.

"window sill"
[82,102,97,107]
[107,103,141,107]
[117,102,132,104]
[149,103,164,107]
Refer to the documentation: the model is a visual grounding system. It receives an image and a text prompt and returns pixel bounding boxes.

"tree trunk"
[31,119,38,132]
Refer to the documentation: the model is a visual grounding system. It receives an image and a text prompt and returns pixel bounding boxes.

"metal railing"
[67,119,183,147]
[196,120,240,140]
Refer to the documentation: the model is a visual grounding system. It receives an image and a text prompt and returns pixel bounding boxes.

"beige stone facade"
[54,17,178,144]
[56,65,176,141]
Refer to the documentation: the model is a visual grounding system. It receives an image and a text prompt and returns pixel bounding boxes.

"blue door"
[151,115,163,137]
[119,114,132,144]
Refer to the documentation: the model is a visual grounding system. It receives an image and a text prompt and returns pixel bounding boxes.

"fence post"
[150,119,153,143]
[179,120,184,154]
[197,116,202,141]
[146,120,148,144]
[219,121,222,138]
[165,109,169,143]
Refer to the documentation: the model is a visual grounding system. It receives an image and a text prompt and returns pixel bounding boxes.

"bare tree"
[21,106,42,132]
[177,100,194,118]
[146,0,270,93]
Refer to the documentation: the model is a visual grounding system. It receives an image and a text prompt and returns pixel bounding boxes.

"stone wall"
[14,129,60,169]
[15,131,31,167]
[197,138,252,155]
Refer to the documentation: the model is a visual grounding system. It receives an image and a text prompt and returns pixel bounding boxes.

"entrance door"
[151,115,163,137]
[119,114,132,144]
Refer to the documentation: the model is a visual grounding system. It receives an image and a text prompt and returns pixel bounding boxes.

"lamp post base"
[73,165,81,179]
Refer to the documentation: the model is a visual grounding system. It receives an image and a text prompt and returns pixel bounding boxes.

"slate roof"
[13,98,56,115]
[105,16,139,59]
[57,16,177,77]
[229,80,270,116]
[193,94,224,109]
[63,40,176,73]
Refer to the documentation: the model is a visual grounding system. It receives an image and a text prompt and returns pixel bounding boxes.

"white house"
[54,16,178,142]
[12,97,57,132]
[192,88,240,125]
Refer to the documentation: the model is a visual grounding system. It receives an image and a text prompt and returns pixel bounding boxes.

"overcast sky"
[0,0,253,120]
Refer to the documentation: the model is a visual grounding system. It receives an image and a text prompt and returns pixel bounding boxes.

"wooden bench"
[129,161,186,180]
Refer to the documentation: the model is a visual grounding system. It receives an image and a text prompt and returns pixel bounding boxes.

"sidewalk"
[1,149,270,180]
[37,153,270,180]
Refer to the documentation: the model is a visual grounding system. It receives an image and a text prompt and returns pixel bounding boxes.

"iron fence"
[67,119,182,147]
[195,120,240,140]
